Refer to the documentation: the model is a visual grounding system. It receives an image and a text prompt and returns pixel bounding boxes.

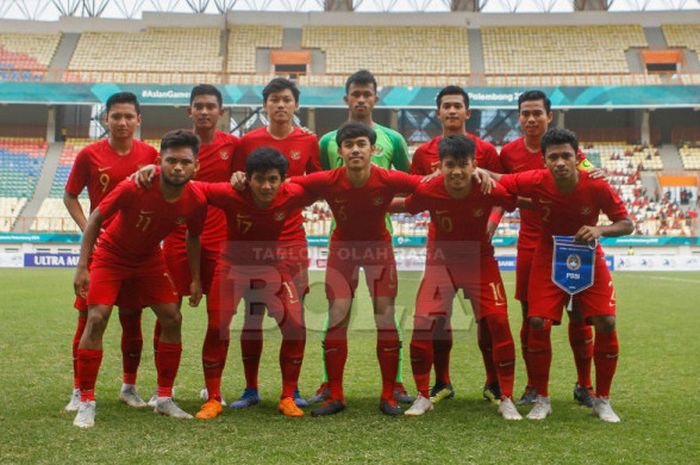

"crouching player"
[71,130,207,428]
[392,134,522,420]
[492,128,634,422]
[194,147,316,419]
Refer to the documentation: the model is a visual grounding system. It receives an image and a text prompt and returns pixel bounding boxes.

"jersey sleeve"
[319,133,333,171]
[232,141,248,173]
[96,179,133,220]
[198,182,236,210]
[497,171,539,197]
[388,170,421,194]
[147,145,159,163]
[403,191,430,215]
[289,171,331,197]
[185,197,207,238]
[489,182,518,212]
[64,148,90,196]
[409,147,426,175]
[286,182,319,208]
[597,181,629,222]
[480,141,504,173]
[389,132,410,173]
[576,149,593,171]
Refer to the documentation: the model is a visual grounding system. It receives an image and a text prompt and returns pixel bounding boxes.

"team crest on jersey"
[473,208,484,217]
[220,150,230,160]
[373,146,384,156]
[290,150,301,160]
[581,206,592,215]
[373,196,383,206]
[566,253,582,271]
[274,211,286,222]
[175,217,186,225]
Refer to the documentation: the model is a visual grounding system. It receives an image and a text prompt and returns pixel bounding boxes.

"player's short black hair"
[190,84,223,107]
[262,77,300,103]
[436,85,469,110]
[246,147,289,179]
[518,90,551,113]
[438,134,476,162]
[345,69,377,95]
[105,92,140,115]
[160,129,200,157]
[541,127,579,155]
[335,121,377,146]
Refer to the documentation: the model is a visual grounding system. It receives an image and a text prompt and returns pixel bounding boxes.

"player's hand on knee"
[188,280,203,307]
[230,171,247,191]
[74,266,89,298]
[129,164,157,188]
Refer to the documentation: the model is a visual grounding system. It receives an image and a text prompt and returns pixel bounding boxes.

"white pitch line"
[641,275,700,284]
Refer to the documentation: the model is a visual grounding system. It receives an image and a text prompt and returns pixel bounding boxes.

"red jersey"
[409,133,503,176]
[196,182,316,265]
[404,175,517,263]
[500,137,591,251]
[65,139,158,215]
[97,175,207,260]
[498,169,628,254]
[164,130,238,252]
[233,127,321,176]
[291,166,421,242]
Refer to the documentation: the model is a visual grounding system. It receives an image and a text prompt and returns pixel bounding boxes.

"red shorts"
[415,257,508,322]
[163,245,219,296]
[527,250,616,324]
[325,242,398,300]
[515,247,535,302]
[281,258,310,297]
[207,260,303,333]
[87,248,180,308]
[74,252,141,311]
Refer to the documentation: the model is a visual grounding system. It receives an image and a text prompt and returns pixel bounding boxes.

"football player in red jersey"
[409,86,505,404]
[493,128,633,422]
[289,122,424,417]
[71,130,207,428]
[393,134,522,420]
[63,92,158,412]
[194,147,318,419]
[229,78,319,410]
[500,90,598,408]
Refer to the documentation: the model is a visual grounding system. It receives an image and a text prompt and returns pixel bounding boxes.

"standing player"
[227,78,319,409]
[63,92,158,412]
[393,134,521,420]
[152,84,238,406]
[311,69,413,404]
[500,90,596,407]
[493,128,633,422]
[409,85,505,404]
[194,147,317,419]
[291,122,422,416]
[71,130,207,428]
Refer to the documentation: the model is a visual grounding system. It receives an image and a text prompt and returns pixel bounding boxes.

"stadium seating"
[301,26,469,76]
[0,138,47,231]
[678,142,700,170]
[585,142,664,171]
[227,25,283,74]
[481,25,647,76]
[662,24,700,60]
[65,28,222,84]
[0,33,61,81]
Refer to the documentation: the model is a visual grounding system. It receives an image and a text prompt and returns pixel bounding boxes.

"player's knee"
[85,310,109,336]
[528,316,546,330]
[593,315,616,333]
[158,308,182,330]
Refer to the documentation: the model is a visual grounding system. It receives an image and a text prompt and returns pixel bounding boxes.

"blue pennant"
[551,236,597,295]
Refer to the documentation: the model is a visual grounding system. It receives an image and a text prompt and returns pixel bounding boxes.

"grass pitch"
[1,269,699,465]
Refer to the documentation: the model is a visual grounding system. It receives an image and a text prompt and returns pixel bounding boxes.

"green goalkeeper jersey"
[318,122,410,236]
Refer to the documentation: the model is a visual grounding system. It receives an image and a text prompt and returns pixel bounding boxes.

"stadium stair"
[640,172,660,198]
[13,142,63,233]
[658,144,683,170]
[45,33,80,82]
[644,27,668,48]
[467,28,485,84]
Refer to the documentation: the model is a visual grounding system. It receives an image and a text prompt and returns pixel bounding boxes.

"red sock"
[77,348,102,402]
[376,328,400,401]
[119,311,143,385]
[568,321,593,387]
[241,329,263,391]
[485,314,516,399]
[72,316,87,389]
[527,320,552,397]
[410,321,433,398]
[324,325,348,402]
[202,327,229,402]
[278,312,305,399]
[477,320,498,385]
[594,330,619,398]
[156,342,182,398]
[432,317,452,386]
[153,320,161,359]
[520,318,533,387]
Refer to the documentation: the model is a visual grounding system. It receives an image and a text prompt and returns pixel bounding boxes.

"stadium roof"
[0,0,696,20]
